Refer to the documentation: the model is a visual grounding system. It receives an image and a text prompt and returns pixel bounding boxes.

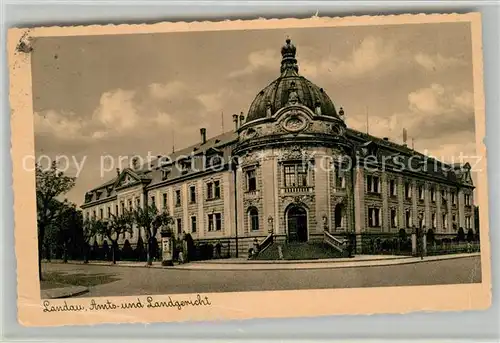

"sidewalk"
[44,252,480,271]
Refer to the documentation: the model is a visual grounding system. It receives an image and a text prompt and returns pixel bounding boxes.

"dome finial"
[280,37,299,74]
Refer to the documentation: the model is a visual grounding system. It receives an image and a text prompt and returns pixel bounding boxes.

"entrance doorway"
[287,205,308,242]
[334,203,343,229]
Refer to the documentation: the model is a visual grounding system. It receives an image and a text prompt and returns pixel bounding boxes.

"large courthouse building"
[81,39,476,255]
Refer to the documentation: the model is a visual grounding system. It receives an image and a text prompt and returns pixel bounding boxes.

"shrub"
[467,228,475,242]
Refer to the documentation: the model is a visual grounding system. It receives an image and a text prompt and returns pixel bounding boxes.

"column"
[381,172,389,232]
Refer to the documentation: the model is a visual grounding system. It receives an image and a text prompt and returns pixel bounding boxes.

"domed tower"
[233,39,353,246]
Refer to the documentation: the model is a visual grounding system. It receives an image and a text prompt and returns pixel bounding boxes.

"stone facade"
[81,39,476,256]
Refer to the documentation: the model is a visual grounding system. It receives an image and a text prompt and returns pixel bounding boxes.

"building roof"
[245,39,338,123]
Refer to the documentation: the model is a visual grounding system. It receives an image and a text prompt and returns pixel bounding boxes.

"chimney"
[200,128,207,144]
[116,168,120,176]
[232,114,239,130]
[383,137,389,141]
[239,112,245,128]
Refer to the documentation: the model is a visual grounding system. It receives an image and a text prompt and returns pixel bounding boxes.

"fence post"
[411,233,417,256]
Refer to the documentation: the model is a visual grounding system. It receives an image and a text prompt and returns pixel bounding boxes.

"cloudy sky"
[31,22,477,205]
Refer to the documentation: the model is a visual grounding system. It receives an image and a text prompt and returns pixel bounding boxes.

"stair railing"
[323,230,348,253]
[258,232,274,254]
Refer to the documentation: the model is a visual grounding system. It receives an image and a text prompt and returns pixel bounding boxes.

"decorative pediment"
[115,170,141,189]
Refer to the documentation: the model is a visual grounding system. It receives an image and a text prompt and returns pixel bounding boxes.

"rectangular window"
[107,207,111,218]
[297,165,308,187]
[86,212,90,220]
[442,214,448,230]
[283,164,309,187]
[431,188,436,202]
[246,169,257,191]
[214,180,221,199]
[136,197,141,208]
[368,208,380,227]
[207,213,222,231]
[418,186,424,200]
[175,190,181,207]
[162,193,168,209]
[390,209,397,228]
[207,183,213,199]
[432,213,436,228]
[176,218,182,234]
[215,213,222,231]
[465,194,471,206]
[150,196,156,208]
[405,182,412,199]
[115,205,119,215]
[284,165,296,187]
[452,192,457,205]
[93,210,96,219]
[366,175,380,193]
[190,185,196,203]
[465,216,471,229]
[208,214,214,231]
[389,179,396,197]
[128,199,133,211]
[191,216,197,233]
[99,208,103,219]
[335,168,345,189]
[405,210,412,228]
[121,201,125,214]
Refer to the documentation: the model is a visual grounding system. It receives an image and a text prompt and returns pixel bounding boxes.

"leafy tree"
[426,228,435,244]
[82,218,99,263]
[95,211,134,264]
[133,204,174,265]
[457,227,466,242]
[35,162,76,280]
[46,201,83,263]
[467,228,475,242]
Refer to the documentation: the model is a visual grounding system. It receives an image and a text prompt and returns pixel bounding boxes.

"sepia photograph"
[8,13,491,326]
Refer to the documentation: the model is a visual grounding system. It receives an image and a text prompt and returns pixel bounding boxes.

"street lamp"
[322,214,328,232]
[268,215,274,234]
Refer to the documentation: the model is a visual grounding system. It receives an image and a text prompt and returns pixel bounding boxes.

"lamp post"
[322,214,328,232]
[267,215,274,234]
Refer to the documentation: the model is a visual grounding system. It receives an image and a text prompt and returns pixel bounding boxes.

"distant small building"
[81,39,476,256]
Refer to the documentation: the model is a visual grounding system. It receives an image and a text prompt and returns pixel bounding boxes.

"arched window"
[248,207,259,231]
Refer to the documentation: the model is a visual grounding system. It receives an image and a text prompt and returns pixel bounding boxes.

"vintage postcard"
[8,12,491,327]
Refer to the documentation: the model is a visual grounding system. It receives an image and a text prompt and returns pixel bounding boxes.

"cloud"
[148,81,187,99]
[228,49,278,78]
[92,89,139,133]
[299,36,398,81]
[34,110,85,140]
[347,83,475,149]
[414,52,466,71]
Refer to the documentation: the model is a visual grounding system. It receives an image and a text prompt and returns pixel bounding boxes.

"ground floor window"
[248,207,259,231]
[208,213,222,231]
[405,210,412,228]
[176,218,182,234]
[191,216,197,233]
[390,209,397,228]
[368,207,381,227]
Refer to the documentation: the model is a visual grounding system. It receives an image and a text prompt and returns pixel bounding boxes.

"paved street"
[42,256,481,298]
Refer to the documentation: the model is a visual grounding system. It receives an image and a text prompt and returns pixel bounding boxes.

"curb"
[41,286,89,299]
[44,253,480,271]
[170,253,481,271]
